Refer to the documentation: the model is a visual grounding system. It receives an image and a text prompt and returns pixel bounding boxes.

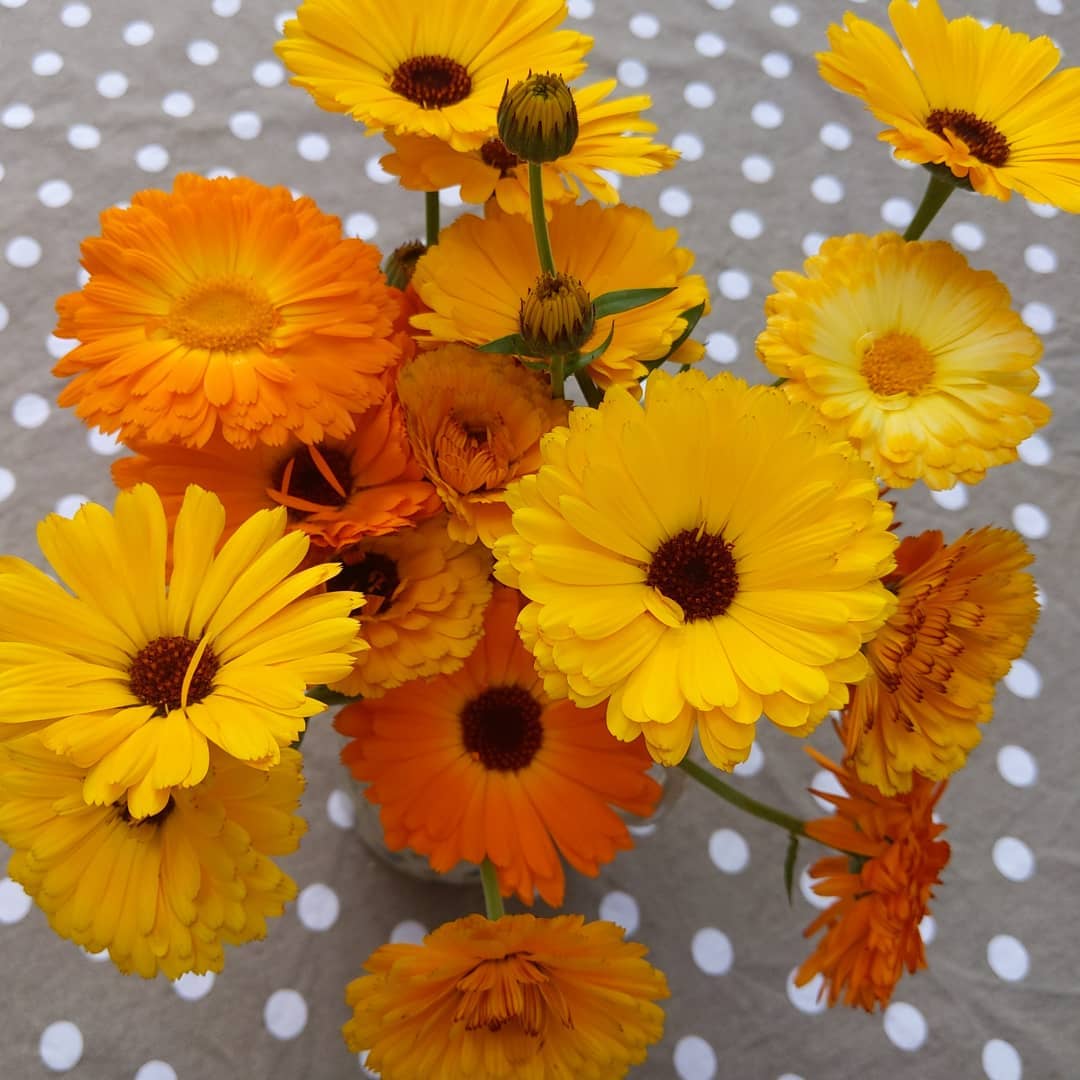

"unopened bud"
[519,271,594,357]
[497,73,578,164]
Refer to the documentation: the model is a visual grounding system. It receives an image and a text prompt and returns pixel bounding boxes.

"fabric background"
[0,1,1076,1077]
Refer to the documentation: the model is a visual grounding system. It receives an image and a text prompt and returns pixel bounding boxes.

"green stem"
[480,858,505,919]
[425,191,440,248]
[549,354,566,400]
[573,369,603,408]
[528,163,556,275]
[679,758,807,837]
[903,172,954,241]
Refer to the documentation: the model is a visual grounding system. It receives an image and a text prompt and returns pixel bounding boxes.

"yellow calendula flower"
[0,484,362,819]
[275,0,591,151]
[757,233,1049,490]
[494,370,897,770]
[818,0,1080,210]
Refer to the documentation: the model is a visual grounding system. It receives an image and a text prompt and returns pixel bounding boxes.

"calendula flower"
[396,344,570,546]
[343,912,669,1079]
[818,0,1080,210]
[757,233,1049,489]
[410,201,709,388]
[494,371,897,770]
[326,516,493,698]
[275,0,590,151]
[845,528,1038,795]
[0,485,362,819]
[0,739,305,979]
[336,587,660,906]
[53,174,401,449]
[113,395,441,551]
[797,748,950,1012]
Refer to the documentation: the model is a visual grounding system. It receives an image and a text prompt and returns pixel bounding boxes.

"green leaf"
[568,321,615,370]
[476,333,533,356]
[592,287,675,319]
[641,300,707,374]
[784,833,799,905]
[308,686,358,709]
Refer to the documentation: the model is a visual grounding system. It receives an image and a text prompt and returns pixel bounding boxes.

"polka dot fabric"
[0,1,1074,1077]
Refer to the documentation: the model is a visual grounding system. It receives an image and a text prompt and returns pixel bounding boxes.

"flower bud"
[384,240,427,290]
[519,271,594,357]
[497,73,578,164]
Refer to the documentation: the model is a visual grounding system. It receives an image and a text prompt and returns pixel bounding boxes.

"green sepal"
[308,686,358,709]
[784,833,799,905]
[566,322,615,372]
[641,300,707,374]
[477,333,534,356]
[592,287,675,320]
[920,161,975,192]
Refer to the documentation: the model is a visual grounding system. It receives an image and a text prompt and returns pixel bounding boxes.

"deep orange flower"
[113,395,441,551]
[335,586,661,906]
[796,747,950,1012]
[343,912,669,1080]
[53,174,401,449]
[846,527,1038,794]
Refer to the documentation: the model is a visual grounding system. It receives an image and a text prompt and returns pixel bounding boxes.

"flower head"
[846,527,1038,794]
[519,271,595,357]
[343,912,669,1079]
[494,370,897,770]
[797,748,950,1012]
[336,586,661,907]
[818,0,1080,210]
[498,72,579,163]
[0,484,362,818]
[53,174,402,449]
[757,233,1049,489]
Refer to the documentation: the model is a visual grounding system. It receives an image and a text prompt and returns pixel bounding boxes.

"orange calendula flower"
[113,395,441,552]
[845,527,1039,795]
[395,344,571,546]
[326,516,493,698]
[381,80,679,220]
[797,747,950,1012]
[343,912,669,1080]
[53,174,401,449]
[335,587,661,907]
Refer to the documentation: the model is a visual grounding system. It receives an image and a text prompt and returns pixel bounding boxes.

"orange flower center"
[330,552,400,616]
[859,331,936,396]
[390,55,472,109]
[129,635,218,713]
[166,275,279,351]
[434,411,519,494]
[269,445,353,518]
[461,685,544,771]
[925,108,1010,166]
[480,138,522,176]
[647,528,738,621]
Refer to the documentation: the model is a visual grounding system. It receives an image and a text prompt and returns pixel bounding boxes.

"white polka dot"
[718,270,752,301]
[32,51,65,76]
[706,331,738,364]
[162,91,195,119]
[992,837,1035,883]
[629,13,659,38]
[1020,301,1055,335]
[38,179,73,208]
[2,103,34,129]
[0,877,32,924]
[135,1063,178,1080]
[732,741,764,777]
[1017,434,1051,466]
[1012,503,1049,539]
[366,156,394,184]
[730,209,763,239]
[752,101,783,129]
[264,989,308,1040]
[741,154,774,183]
[881,197,914,228]
[81,948,109,962]
[297,133,330,162]
[135,144,169,173]
[1032,364,1054,398]
[761,51,793,78]
[0,468,14,502]
[770,3,800,26]
[1027,199,1058,219]
[567,0,593,16]
[13,393,50,428]
[229,111,262,139]
[802,232,825,257]
[212,0,242,14]
[659,187,692,217]
[684,81,715,109]
[930,484,968,511]
[345,212,378,240]
[982,1038,1023,1080]
[819,121,851,150]
[786,968,827,1014]
[674,1035,718,1080]
[358,1050,379,1078]
[951,221,985,252]
[778,1075,806,1080]
[173,971,216,1001]
[123,20,154,46]
[617,59,648,88]
[1005,658,1041,700]
[297,882,340,931]
[253,59,285,87]
[883,1002,927,1051]
[96,71,128,98]
[695,32,726,58]
[1,0,29,6]
[997,745,1038,788]
[60,3,91,28]
[0,301,8,330]
[707,0,733,7]
[1024,243,1057,274]
[809,768,845,812]
[87,428,122,455]
[627,820,657,838]
[390,919,427,944]
[692,928,733,975]
[68,121,100,150]
[39,1021,83,1072]
[811,175,844,204]
[596,169,623,193]
[48,334,72,359]
[5,236,42,268]
[599,890,640,935]
[799,867,832,910]
[326,788,355,829]
[672,133,704,161]
[987,934,1029,981]
[709,827,749,873]
[187,39,219,66]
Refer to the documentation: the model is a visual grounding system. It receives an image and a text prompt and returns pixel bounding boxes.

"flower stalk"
[903,172,954,241]
[425,190,440,248]
[528,163,557,275]
[679,757,807,838]
[480,858,505,919]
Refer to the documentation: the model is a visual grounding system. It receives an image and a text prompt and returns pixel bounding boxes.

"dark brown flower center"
[925,108,1009,166]
[129,636,218,713]
[329,551,400,615]
[269,445,353,518]
[646,528,738,621]
[480,138,522,176]
[461,685,544,772]
[390,55,472,109]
